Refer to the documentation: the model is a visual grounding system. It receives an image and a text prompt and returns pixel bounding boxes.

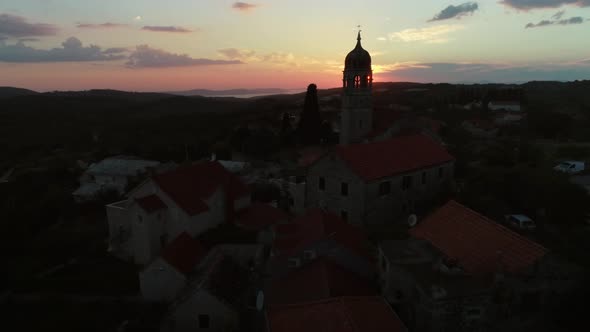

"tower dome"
[345,31,371,70]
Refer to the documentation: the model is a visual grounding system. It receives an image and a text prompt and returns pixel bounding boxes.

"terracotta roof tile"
[152,161,250,216]
[273,209,370,259]
[409,200,548,275]
[268,296,407,332]
[161,232,207,275]
[267,259,378,306]
[335,134,454,181]
[135,194,167,214]
[236,203,288,230]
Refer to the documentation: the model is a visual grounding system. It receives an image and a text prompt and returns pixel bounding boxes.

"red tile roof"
[409,200,548,275]
[135,194,167,214]
[152,161,250,216]
[161,232,207,275]
[267,259,378,306]
[335,134,454,181]
[267,296,407,332]
[273,209,371,259]
[236,203,288,230]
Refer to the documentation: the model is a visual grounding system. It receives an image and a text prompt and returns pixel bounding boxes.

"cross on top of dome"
[345,29,371,70]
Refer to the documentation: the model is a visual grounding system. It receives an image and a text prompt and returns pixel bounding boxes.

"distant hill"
[42,89,175,102]
[165,88,296,97]
[0,87,39,98]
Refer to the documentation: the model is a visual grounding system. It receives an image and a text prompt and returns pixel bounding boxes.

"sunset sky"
[0,0,589,91]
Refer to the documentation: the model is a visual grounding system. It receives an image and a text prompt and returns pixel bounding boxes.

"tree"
[296,84,322,145]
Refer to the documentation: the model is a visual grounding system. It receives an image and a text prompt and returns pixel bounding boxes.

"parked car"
[554,161,585,174]
[504,214,536,231]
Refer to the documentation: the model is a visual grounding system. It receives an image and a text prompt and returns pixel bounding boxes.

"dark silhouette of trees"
[296,84,322,145]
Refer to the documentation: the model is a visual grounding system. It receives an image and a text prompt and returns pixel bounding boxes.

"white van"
[504,214,536,231]
[554,161,585,174]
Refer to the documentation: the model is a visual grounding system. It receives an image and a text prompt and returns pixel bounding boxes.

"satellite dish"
[408,214,418,227]
[255,291,264,311]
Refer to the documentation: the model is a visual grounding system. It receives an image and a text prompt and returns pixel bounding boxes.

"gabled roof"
[135,194,167,214]
[161,232,207,275]
[273,209,370,259]
[409,200,548,275]
[335,134,454,181]
[152,161,250,216]
[267,259,378,306]
[235,203,288,230]
[267,296,407,332]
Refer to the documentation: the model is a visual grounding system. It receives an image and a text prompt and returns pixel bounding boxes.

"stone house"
[106,161,251,265]
[488,101,521,112]
[462,118,498,138]
[306,134,455,225]
[161,248,265,332]
[266,209,378,306]
[139,232,207,302]
[377,200,556,332]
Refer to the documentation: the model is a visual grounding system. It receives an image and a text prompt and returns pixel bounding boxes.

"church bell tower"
[340,31,373,145]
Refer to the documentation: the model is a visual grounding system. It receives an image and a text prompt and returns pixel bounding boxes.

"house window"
[319,177,325,191]
[438,167,444,179]
[198,314,210,329]
[402,176,413,191]
[341,210,348,221]
[341,182,349,196]
[422,172,426,185]
[379,181,391,196]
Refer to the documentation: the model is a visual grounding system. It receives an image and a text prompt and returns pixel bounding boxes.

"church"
[301,32,455,226]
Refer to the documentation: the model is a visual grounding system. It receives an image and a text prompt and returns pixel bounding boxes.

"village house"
[105,161,252,265]
[266,296,408,332]
[266,209,378,306]
[305,134,455,225]
[160,247,265,332]
[462,118,498,138]
[376,200,578,332]
[73,155,164,202]
[487,101,522,112]
[139,232,207,302]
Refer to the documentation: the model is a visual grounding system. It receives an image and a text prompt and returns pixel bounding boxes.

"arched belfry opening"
[340,31,373,145]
